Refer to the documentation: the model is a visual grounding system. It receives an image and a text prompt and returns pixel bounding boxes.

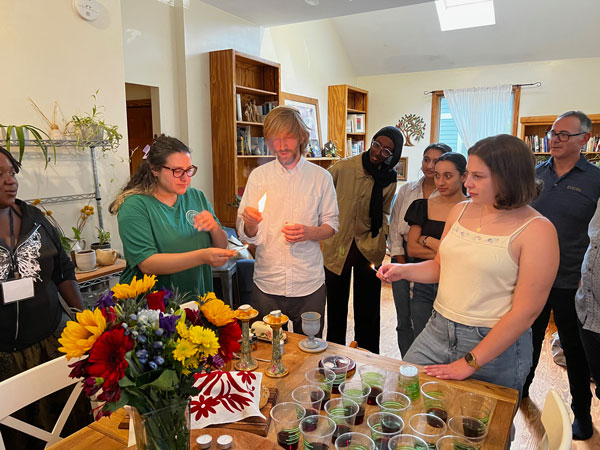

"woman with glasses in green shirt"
[110,135,234,295]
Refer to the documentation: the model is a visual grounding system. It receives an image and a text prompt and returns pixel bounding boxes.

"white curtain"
[444,84,513,154]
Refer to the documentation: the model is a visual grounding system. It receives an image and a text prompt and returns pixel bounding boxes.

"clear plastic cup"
[320,355,352,394]
[299,415,336,449]
[358,364,388,405]
[387,433,429,450]
[291,385,324,418]
[270,402,305,450]
[366,411,404,450]
[457,391,496,425]
[447,415,489,448]
[305,367,336,409]
[375,391,411,419]
[408,413,447,447]
[324,397,360,444]
[334,431,375,450]
[436,435,480,450]
[420,381,456,423]
[339,379,371,425]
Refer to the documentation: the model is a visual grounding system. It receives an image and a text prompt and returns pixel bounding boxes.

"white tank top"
[434,202,543,327]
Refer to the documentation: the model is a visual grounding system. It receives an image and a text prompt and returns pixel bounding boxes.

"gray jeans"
[251,283,326,337]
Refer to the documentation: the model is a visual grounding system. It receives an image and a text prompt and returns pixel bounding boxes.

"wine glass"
[301,312,321,349]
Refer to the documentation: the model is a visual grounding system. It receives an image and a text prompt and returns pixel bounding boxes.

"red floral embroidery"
[190,395,220,419]
[193,371,255,417]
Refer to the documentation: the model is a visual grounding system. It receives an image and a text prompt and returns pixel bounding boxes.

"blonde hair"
[263,106,310,153]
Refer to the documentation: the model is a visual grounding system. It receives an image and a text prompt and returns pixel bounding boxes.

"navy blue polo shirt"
[531,154,600,289]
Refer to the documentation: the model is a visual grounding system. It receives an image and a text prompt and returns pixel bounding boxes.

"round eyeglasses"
[371,140,393,158]
[546,130,586,142]
[162,165,198,178]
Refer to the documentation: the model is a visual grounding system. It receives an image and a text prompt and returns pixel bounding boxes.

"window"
[429,86,521,149]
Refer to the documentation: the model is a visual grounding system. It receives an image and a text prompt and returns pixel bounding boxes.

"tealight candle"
[217,434,233,449]
[196,434,212,449]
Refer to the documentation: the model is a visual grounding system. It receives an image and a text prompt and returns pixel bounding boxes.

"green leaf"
[15,126,25,163]
[138,369,179,391]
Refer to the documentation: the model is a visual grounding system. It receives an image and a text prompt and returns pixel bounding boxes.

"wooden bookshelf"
[209,49,281,227]
[328,85,368,158]
[520,114,600,158]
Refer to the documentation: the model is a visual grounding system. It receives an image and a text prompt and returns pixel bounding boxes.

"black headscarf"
[361,126,404,238]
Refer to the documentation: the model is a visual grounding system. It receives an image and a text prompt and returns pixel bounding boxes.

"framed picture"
[282,92,322,150]
[355,114,365,133]
[396,157,408,181]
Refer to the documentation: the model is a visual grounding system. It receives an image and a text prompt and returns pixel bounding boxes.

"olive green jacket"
[322,155,396,275]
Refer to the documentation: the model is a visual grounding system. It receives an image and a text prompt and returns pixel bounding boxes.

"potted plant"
[0,124,56,168]
[67,90,122,152]
[91,227,111,250]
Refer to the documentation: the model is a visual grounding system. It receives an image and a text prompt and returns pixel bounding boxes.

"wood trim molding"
[511,86,521,136]
[429,91,443,142]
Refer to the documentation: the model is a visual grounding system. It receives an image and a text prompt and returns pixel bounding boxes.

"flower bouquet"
[58,275,241,450]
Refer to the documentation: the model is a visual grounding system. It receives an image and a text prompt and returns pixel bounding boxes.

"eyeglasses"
[162,165,198,178]
[371,140,393,158]
[546,130,587,142]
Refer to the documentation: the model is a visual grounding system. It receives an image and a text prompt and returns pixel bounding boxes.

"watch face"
[465,352,475,365]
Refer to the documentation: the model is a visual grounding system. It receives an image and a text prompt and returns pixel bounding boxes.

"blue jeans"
[412,282,438,340]
[392,277,413,357]
[404,310,533,397]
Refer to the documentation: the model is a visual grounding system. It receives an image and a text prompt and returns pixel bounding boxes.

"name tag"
[2,277,35,304]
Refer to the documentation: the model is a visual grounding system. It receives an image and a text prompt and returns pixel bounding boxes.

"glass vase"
[131,399,190,450]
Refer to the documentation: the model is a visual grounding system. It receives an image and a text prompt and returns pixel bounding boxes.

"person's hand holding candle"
[241,192,266,237]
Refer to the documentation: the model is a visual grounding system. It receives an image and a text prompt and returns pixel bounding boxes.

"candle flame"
[258,193,267,213]
[370,264,377,271]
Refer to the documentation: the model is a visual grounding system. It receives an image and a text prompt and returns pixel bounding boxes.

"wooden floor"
[319,270,600,449]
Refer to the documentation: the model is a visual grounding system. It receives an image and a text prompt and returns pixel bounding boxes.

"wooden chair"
[538,390,572,450]
[0,356,82,449]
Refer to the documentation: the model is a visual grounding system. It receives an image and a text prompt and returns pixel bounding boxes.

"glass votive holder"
[366,411,404,450]
[408,413,447,448]
[334,431,376,450]
[457,391,496,425]
[436,435,480,450]
[375,391,411,419]
[324,397,360,444]
[358,364,388,405]
[299,415,336,449]
[339,379,371,425]
[420,381,456,423]
[447,415,488,448]
[387,434,429,450]
[270,402,306,450]
[305,367,336,408]
[291,385,324,418]
[320,355,352,394]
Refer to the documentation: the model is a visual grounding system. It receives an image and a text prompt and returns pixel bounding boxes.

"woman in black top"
[0,147,90,448]
[404,153,467,338]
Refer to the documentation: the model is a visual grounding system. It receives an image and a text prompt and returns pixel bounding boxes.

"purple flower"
[95,291,115,309]
[163,288,173,300]
[211,353,225,369]
[159,313,179,337]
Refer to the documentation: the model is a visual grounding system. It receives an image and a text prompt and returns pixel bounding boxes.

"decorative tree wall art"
[396,114,426,146]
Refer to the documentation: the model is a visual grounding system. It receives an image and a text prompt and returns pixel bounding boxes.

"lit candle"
[236,243,249,254]
[370,264,378,272]
[258,192,267,213]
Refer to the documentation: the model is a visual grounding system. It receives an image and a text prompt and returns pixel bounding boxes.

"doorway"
[125,83,160,175]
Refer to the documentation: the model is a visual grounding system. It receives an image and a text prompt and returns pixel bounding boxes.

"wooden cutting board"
[207,387,278,437]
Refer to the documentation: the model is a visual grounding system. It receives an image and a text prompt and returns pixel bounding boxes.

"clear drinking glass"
[270,402,306,450]
[299,415,336,449]
[447,415,488,449]
[334,432,375,450]
[305,367,336,408]
[436,435,479,450]
[387,434,429,450]
[358,364,388,405]
[420,381,456,423]
[324,397,360,444]
[375,391,411,419]
[408,413,447,448]
[291,385,324,418]
[366,411,404,450]
[339,379,371,425]
[457,392,496,425]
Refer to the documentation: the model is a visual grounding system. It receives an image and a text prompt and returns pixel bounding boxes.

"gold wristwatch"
[464,351,481,370]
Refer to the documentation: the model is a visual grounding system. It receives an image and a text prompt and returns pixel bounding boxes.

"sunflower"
[112,274,157,300]
[188,326,220,357]
[58,309,107,359]
[200,298,235,327]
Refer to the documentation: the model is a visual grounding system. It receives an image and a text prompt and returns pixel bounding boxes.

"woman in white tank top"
[378,135,559,396]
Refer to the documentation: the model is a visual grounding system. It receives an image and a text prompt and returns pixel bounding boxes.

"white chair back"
[0,356,83,449]
[538,389,572,450]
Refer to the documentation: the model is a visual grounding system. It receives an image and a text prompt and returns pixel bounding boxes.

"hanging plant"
[0,124,55,168]
[396,114,426,147]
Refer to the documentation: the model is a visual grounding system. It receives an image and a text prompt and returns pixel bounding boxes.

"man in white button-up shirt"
[237,107,339,335]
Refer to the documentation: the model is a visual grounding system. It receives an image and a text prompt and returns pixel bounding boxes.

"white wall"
[358,57,600,183]
[1,0,129,251]
[261,19,358,143]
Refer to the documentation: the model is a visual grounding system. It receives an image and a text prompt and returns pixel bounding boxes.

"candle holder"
[263,311,289,378]
[234,304,259,371]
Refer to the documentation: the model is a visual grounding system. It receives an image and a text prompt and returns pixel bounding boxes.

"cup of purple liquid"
[447,415,488,448]
[300,415,336,450]
[387,434,429,450]
[408,413,447,448]
[339,380,371,425]
[305,367,336,410]
[291,385,325,418]
[366,411,404,450]
[420,381,456,424]
[270,402,306,450]
[319,356,352,394]
[357,364,387,405]
[334,431,375,450]
[324,397,359,445]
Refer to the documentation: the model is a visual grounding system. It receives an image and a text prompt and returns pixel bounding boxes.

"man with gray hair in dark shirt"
[523,111,600,440]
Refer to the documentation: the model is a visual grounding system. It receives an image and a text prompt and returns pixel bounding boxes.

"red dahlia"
[218,321,241,361]
[87,327,134,390]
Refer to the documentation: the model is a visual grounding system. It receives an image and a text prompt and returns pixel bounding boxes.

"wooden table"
[75,258,126,284]
[48,333,518,449]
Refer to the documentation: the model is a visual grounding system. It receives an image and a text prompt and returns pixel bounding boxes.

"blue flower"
[95,291,115,309]
[159,313,180,337]
[148,361,158,370]
[153,341,163,349]
[154,356,165,366]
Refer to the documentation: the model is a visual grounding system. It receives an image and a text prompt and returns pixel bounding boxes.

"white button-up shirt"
[389,177,439,257]
[237,157,339,297]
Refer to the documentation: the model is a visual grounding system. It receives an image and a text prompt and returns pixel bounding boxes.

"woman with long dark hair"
[110,135,234,295]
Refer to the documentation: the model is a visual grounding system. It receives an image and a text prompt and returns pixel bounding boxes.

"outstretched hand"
[376,263,407,284]
[423,358,476,381]
[202,248,236,267]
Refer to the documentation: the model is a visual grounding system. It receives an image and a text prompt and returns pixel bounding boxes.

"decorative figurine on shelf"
[263,310,289,378]
[234,304,259,371]
[251,99,261,123]
[323,140,337,158]
[396,113,426,146]
[243,102,252,122]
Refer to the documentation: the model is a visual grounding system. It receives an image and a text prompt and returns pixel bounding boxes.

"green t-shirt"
[117,189,220,296]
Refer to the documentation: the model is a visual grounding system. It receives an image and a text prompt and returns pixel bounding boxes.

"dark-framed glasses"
[371,140,393,158]
[546,130,586,142]
[162,165,198,178]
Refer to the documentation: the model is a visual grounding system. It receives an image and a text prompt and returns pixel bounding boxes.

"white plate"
[298,338,328,353]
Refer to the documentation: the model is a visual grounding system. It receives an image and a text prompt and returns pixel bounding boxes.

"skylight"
[435,0,495,31]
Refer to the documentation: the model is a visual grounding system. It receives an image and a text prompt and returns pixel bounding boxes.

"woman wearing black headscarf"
[322,126,403,353]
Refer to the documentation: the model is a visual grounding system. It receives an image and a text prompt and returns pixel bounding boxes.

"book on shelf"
[347,114,356,133]
[585,135,599,152]
[236,126,252,155]
[262,101,278,116]
[347,139,364,156]
[236,94,242,121]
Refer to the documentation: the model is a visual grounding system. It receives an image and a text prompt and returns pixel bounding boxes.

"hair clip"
[142,145,151,159]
